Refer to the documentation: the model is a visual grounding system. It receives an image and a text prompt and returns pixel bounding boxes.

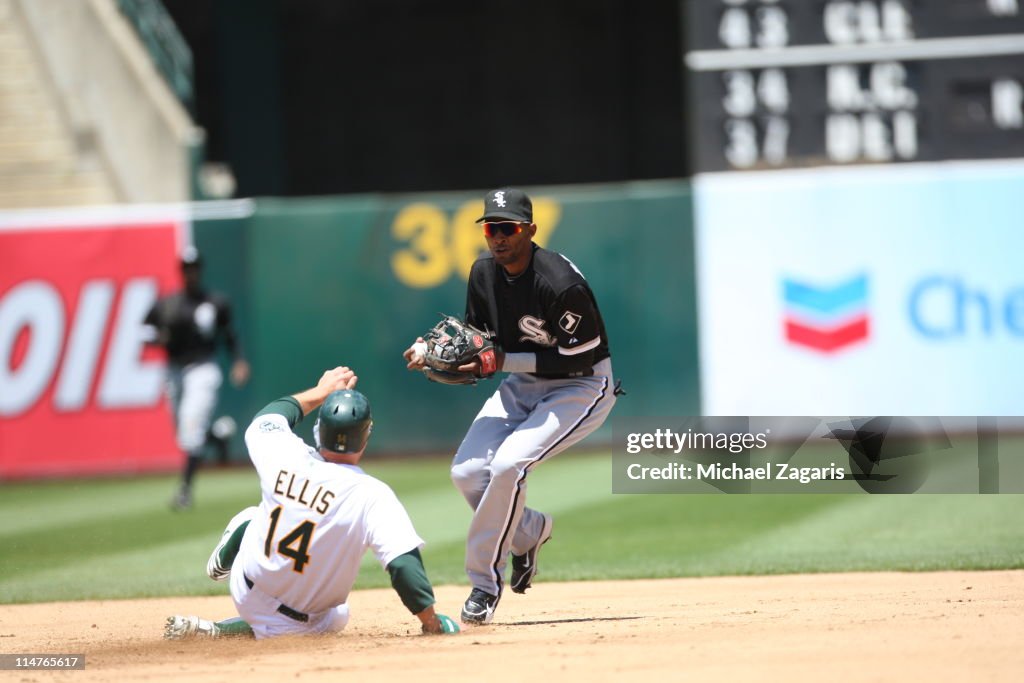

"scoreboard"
[685,0,1024,171]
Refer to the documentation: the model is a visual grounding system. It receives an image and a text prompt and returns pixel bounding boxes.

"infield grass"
[1,451,1022,604]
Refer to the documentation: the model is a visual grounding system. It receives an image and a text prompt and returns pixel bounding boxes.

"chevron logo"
[782,274,869,353]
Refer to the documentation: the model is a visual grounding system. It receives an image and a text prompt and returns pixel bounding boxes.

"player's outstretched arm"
[386,549,459,635]
[291,366,359,415]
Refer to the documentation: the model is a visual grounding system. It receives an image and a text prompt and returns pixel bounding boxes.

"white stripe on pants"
[450,358,616,596]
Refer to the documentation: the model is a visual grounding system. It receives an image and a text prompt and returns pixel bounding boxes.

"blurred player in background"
[142,246,250,510]
[164,366,459,639]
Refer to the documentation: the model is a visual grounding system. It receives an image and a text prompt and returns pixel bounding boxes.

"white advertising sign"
[694,161,1024,415]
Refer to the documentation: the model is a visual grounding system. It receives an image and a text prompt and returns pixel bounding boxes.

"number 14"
[264,506,316,573]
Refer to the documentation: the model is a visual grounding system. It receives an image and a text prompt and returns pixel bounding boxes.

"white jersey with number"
[235,412,423,615]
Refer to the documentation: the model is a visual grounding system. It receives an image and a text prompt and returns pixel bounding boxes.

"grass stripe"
[697,493,1024,574]
[1,452,1021,604]
[0,470,260,537]
[0,534,229,603]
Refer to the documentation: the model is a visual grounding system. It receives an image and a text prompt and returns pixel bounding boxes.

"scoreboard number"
[992,77,1024,128]
[719,0,790,49]
[686,0,1024,171]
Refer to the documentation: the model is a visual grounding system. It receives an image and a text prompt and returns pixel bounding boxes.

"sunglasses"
[483,221,529,238]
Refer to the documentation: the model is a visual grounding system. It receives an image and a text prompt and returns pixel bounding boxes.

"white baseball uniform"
[230,410,424,639]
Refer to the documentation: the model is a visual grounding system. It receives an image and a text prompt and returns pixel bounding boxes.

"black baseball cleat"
[460,588,499,625]
[510,513,553,594]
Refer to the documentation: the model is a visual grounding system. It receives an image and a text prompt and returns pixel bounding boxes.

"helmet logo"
[473,334,483,348]
[494,191,506,207]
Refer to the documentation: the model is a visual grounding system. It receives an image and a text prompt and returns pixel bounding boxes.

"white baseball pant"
[166,360,222,454]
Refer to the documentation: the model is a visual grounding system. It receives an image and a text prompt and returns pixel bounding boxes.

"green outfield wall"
[195,180,698,455]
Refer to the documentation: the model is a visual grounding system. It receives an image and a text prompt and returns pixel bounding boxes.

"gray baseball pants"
[450,357,616,596]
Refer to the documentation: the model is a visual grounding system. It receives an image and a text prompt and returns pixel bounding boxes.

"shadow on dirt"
[503,616,644,626]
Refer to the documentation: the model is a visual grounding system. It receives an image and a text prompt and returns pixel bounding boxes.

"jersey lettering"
[274,469,336,514]
[518,315,557,346]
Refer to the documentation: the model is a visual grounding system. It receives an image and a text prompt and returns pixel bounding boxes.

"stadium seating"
[0,0,199,209]
[0,0,115,208]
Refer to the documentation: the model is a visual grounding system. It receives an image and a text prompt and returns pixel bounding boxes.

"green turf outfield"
[1,451,1022,604]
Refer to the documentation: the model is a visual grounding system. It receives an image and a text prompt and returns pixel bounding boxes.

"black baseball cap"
[475,188,533,223]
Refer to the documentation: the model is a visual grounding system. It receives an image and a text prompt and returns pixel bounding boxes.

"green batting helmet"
[316,390,372,454]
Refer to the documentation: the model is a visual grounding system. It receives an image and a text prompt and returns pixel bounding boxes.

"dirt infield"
[1,571,1021,681]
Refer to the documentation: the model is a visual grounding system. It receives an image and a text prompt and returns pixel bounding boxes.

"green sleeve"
[254,396,304,429]
[386,548,435,614]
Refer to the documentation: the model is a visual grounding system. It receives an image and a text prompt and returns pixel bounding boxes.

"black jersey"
[465,244,610,377]
[143,289,241,366]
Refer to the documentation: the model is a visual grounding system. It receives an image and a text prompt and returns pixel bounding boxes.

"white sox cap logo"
[493,191,506,207]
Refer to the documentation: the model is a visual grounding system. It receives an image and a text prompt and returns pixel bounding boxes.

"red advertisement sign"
[0,219,183,478]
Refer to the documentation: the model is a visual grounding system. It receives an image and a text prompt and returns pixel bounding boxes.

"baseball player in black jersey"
[143,247,250,510]
[405,188,618,625]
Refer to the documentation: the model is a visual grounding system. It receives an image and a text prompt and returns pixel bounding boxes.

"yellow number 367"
[391,198,560,289]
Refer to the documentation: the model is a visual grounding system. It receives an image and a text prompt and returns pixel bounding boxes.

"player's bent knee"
[450,462,486,493]
[488,458,525,484]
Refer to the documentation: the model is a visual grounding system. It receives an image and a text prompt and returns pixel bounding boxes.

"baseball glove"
[421,315,497,386]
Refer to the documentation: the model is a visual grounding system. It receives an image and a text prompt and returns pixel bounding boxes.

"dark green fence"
[195,180,699,456]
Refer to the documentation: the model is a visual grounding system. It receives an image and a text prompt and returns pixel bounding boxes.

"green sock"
[214,617,254,637]
[218,520,250,568]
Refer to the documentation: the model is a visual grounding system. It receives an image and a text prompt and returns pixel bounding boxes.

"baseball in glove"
[421,315,497,385]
